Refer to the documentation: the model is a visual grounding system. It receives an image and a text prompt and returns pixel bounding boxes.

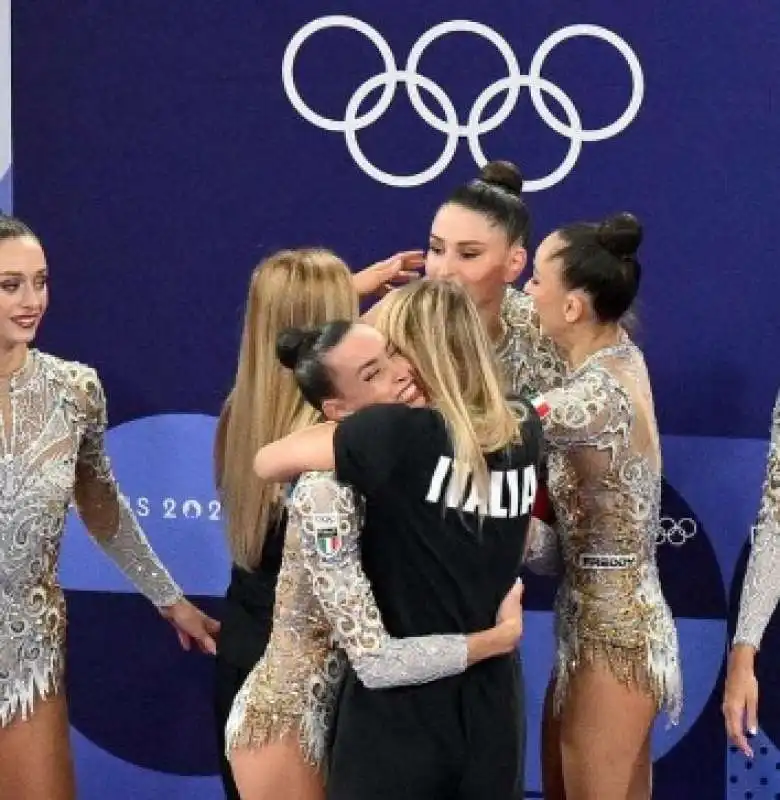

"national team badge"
[531,395,551,419]
[313,512,344,559]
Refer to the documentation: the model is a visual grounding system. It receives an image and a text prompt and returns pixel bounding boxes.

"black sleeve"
[334,404,432,496]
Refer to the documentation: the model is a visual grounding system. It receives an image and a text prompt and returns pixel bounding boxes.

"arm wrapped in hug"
[294,472,468,689]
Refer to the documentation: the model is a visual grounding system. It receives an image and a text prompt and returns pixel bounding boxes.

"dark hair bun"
[276,327,317,370]
[597,213,642,259]
[479,160,523,196]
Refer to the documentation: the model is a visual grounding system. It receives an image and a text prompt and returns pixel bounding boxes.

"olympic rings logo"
[657,517,697,547]
[282,16,645,190]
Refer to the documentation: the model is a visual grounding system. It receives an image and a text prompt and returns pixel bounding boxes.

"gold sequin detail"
[496,305,681,723]
[224,478,350,767]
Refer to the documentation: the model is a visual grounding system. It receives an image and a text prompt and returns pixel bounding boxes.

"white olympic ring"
[657,517,697,547]
[345,71,460,189]
[281,16,645,191]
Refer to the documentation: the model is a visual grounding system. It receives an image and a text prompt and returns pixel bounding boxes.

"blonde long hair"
[374,279,519,505]
[217,249,357,569]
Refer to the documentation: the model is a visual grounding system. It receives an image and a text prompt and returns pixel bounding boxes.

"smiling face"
[0,235,49,351]
[320,323,424,421]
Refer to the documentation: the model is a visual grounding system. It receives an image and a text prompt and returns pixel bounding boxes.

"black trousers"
[213,655,253,800]
[327,655,526,800]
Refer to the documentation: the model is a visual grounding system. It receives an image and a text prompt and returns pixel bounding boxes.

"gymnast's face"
[0,236,48,350]
[525,231,583,340]
[425,203,526,314]
[320,324,425,421]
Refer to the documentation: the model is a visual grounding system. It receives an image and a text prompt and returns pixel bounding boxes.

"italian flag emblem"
[316,530,344,558]
[313,512,344,558]
[532,395,551,419]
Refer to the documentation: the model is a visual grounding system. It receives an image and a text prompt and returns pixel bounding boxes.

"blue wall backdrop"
[9,2,780,797]
[0,0,10,212]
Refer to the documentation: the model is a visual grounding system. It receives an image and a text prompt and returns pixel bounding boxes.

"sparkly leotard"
[498,288,681,720]
[0,350,182,727]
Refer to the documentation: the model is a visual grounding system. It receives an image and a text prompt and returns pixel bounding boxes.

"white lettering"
[489,470,508,518]
[426,456,451,503]
[506,469,519,517]
[424,458,538,520]
[520,465,537,516]
[446,462,469,508]
[462,478,489,515]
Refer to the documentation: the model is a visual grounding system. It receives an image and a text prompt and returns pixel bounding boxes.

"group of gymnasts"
[0,159,776,800]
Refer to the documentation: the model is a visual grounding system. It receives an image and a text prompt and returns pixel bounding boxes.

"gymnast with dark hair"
[524,212,681,800]
[227,283,528,800]
[254,279,545,799]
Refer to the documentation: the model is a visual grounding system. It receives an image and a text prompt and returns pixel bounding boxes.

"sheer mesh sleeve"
[535,366,631,451]
[734,391,780,649]
[499,289,568,397]
[73,370,182,607]
[294,472,468,689]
